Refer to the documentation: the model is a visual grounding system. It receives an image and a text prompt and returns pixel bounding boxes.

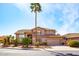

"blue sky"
[0,3,79,35]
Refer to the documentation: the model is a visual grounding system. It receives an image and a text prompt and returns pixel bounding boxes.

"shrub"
[61,42,65,45]
[3,38,9,47]
[34,41,47,47]
[0,40,3,43]
[34,41,40,48]
[14,39,18,47]
[42,42,47,45]
[40,42,47,45]
[67,40,79,47]
[22,37,31,48]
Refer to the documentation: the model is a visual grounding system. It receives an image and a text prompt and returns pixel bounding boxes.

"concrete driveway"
[45,46,79,51]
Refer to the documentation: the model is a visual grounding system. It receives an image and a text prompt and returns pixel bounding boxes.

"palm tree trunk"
[35,11,37,42]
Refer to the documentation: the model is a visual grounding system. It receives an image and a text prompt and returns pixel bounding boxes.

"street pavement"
[0,46,79,56]
[0,48,52,56]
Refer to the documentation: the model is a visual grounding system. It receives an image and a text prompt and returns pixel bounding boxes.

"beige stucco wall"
[32,37,36,43]
[32,36,65,46]
[74,39,79,41]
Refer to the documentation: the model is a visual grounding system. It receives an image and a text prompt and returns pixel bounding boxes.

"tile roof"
[32,27,56,31]
[0,36,6,40]
[15,27,56,34]
[15,29,32,34]
[63,33,79,38]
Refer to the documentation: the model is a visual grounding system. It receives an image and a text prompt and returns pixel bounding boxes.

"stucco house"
[63,33,79,42]
[15,27,65,45]
[0,36,7,43]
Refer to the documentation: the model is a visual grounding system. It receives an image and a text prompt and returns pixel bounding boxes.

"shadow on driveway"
[42,48,79,56]
[55,52,79,56]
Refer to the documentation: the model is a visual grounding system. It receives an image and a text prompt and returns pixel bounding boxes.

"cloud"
[57,4,79,35]
[14,3,79,35]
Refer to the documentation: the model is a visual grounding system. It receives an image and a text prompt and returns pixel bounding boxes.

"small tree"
[22,37,31,48]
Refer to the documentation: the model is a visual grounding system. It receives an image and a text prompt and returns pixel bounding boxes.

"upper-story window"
[46,30,55,35]
[37,30,45,35]
[37,31,41,35]
[46,31,50,34]
[41,30,45,35]
[19,34,25,38]
[50,31,55,34]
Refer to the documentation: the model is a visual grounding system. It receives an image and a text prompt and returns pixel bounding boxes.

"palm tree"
[30,3,41,42]
[6,35,11,45]
[6,35,14,45]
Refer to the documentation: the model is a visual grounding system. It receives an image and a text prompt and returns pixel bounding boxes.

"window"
[40,30,45,35]
[50,31,54,34]
[19,34,25,38]
[37,31,41,35]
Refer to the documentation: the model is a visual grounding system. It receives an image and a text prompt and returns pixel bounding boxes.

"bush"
[0,40,3,43]
[61,42,65,45]
[22,37,31,48]
[13,39,18,46]
[3,38,9,47]
[67,40,79,47]
[40,42,47,45]
[42,42,47,45]
[34,41,40,48]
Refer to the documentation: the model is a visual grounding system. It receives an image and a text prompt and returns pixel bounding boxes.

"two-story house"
[15,27,65,45]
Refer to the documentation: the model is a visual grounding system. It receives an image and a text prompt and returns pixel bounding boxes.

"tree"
[3,35,11,47]
[22,37,32,48]
[14,38,18,47]
[6,35,15,44]
[30,3,42,42]
[6,35,11,45]
[8,36,18,46]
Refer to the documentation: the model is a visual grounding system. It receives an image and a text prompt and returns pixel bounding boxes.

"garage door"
[47,39,61,46]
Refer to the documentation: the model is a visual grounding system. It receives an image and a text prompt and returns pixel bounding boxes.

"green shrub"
[22,37,31,48]
[67,40,79,47]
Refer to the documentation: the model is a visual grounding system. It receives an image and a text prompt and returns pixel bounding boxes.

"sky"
[0,3,79,36]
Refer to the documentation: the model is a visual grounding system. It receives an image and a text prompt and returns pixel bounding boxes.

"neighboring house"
[15,27,65,45]
[0,36,6,43]
[63,33,79,42]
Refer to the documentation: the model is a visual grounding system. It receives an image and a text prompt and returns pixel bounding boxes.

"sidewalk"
[44,46,79,51]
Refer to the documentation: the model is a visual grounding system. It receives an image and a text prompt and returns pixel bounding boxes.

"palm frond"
[30,3,42,12]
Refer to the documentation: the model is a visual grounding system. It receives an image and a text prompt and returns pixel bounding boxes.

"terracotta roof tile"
[63,33,79,38]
